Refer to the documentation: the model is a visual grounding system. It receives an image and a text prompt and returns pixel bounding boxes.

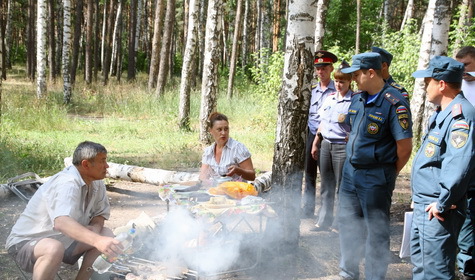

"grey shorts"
[8,239,83,272]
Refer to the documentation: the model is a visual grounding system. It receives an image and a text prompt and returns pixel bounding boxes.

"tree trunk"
[127,0,138,81]
[400,0,414,31]
[179,0,200,130]
[37,0,48,98]
[102,0,115,85]
[5,0,13,69]
[155,0,176,96]
[452,0,472,56]
[62,0,72,103]
[64,158,199,185]
[93,0,100,81]
[183,0,189,54]
[411,0,451,144]
[135,0,143,55]
[272,0,281,52]
[147,0,165,90]
[101,0,107,73]
[115,0,124,81]
[260,0,271,50]
[266,0,316,253]
[56,3,63,78]
[254,0,261,54]
[199,0,222,144]
[241,0,249,68]
[27,0,36,80]
[48,0,57,83]
[226,0,243,99]
[314,0,330,51]
[197,0,208,78]
[356,0,361,54]
[71,0,83,85]
[110,0,123,77]
[0,12,2,124]
[85,0,94,84]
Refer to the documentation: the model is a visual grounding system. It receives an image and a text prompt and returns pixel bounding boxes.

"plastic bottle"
[92,228,136,274]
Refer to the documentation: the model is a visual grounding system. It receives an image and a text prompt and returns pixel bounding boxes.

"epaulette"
[384,92,400,105]
[452,103,463,118]
[329,92,337,96]
[311,80,318,89]
[352,91,362,97]
[390,81,403,90]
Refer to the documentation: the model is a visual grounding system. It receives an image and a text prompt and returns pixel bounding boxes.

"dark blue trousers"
[338,161,396,280]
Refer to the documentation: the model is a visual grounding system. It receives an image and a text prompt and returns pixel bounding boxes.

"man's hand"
[94,235,123,258]
[425,202,457,221]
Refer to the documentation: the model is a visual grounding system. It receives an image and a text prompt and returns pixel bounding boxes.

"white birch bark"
[110,1,123,75]
[314,0,329,52]
[101,0,107,67]
[267,0,317,248]
[135,0,143,53]
[64,158,199,184]
[411,0,451,143]
[226,0,243,99]
[241,0,249,68]
[179,0,200,130]
[400,0,414,31]
[199,0,223,143]
[62,0,72,103]
[37,0,48,98]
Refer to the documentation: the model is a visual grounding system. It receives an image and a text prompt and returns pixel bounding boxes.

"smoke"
[147,207,244,276]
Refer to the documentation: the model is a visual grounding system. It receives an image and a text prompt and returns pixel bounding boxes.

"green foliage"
[0,69,277,181]
[375,20,421,95]
[248,49,284,103]
[448,15,475,56]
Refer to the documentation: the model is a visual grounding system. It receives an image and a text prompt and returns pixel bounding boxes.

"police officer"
[411,56,475,280]
[456,46,475,280]
[302,50,338,218]
[371,46,410,100]
[337,52,413,279]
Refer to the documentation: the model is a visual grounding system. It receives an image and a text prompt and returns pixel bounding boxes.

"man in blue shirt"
[411,56,475,280]
[302,50,338,218]
[337,52,413,279]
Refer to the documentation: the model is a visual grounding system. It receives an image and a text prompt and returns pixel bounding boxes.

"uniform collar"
[362,84,389,106]
[432,94,465,127]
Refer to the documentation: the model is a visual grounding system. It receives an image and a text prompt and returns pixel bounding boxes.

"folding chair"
[6,172,43,202]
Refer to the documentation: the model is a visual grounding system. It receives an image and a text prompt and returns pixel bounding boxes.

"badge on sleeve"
[367,122,379,134]
[424,142,435,157]
[450,120,469,148]
[396,106,409,130]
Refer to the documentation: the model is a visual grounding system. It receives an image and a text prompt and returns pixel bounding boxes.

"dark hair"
[334,61,352,81]
[208,112,228,129]
[361,68,382,77]
[456,46,475,60]
[72,141,107,166]
[431,78,462,91]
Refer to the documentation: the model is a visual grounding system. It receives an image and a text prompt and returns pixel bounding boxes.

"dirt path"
[0,174,416,279]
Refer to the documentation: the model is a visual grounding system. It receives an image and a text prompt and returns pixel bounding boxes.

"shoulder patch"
[396,105,408,114]
[384,92,400,105]
[352,91,362,97]
[452,120,470,131]
[452,104,462,118]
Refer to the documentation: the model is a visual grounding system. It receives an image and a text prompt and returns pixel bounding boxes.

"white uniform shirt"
[6,165,110,250]
[201,138,251,181]
[462,80,475,107]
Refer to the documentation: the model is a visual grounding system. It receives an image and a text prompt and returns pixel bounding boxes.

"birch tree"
[179,0,200,130]
[127,0,138,81]
[85,0,94,84]
[5,0,13,69]
[148,0,165,90]
[70,0,84,85]
[199,0,223,143]
[241,0,249,68]
[266,0,317,251]
[111,0,124,77]
[400,0,414,31]
[356,0,361,54]
[62,0,73,103]
[314,0,330,52]
[156,0,176,96]
[226,0,243,99]
[411,0,451,143]
[27,0,36,80]
[37,0,48,98]
[48,0,56,82]
[452,0,472,55]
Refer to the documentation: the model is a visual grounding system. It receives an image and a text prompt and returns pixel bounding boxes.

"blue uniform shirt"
[387,75,409,100]
[319,89,353,143]
[411,93,475,212]
[308,80,336,134]
[345,83,412,167]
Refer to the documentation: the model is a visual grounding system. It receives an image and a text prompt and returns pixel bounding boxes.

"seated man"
[6,141,122,280]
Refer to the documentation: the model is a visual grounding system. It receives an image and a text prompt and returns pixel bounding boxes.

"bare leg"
[32,239,65,280]
[75,227,114,280]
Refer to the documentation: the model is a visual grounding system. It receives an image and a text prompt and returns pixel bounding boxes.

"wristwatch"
[437,204,446,214]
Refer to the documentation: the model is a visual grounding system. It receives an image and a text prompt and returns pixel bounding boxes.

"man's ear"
[80,159,90,169]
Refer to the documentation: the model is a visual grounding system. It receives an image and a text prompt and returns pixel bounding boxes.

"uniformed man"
[371,46,410,100]
[455,46,475,280]
[337,52,413,279]
[410,56,475,280]
[302,50,338,218]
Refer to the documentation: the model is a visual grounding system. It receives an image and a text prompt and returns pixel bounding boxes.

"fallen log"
[64,157,199,185]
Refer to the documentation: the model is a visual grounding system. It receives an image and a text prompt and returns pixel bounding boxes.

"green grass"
[0,67,277,182]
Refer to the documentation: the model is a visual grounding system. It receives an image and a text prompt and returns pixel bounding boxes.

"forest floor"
[0,172,464,280]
